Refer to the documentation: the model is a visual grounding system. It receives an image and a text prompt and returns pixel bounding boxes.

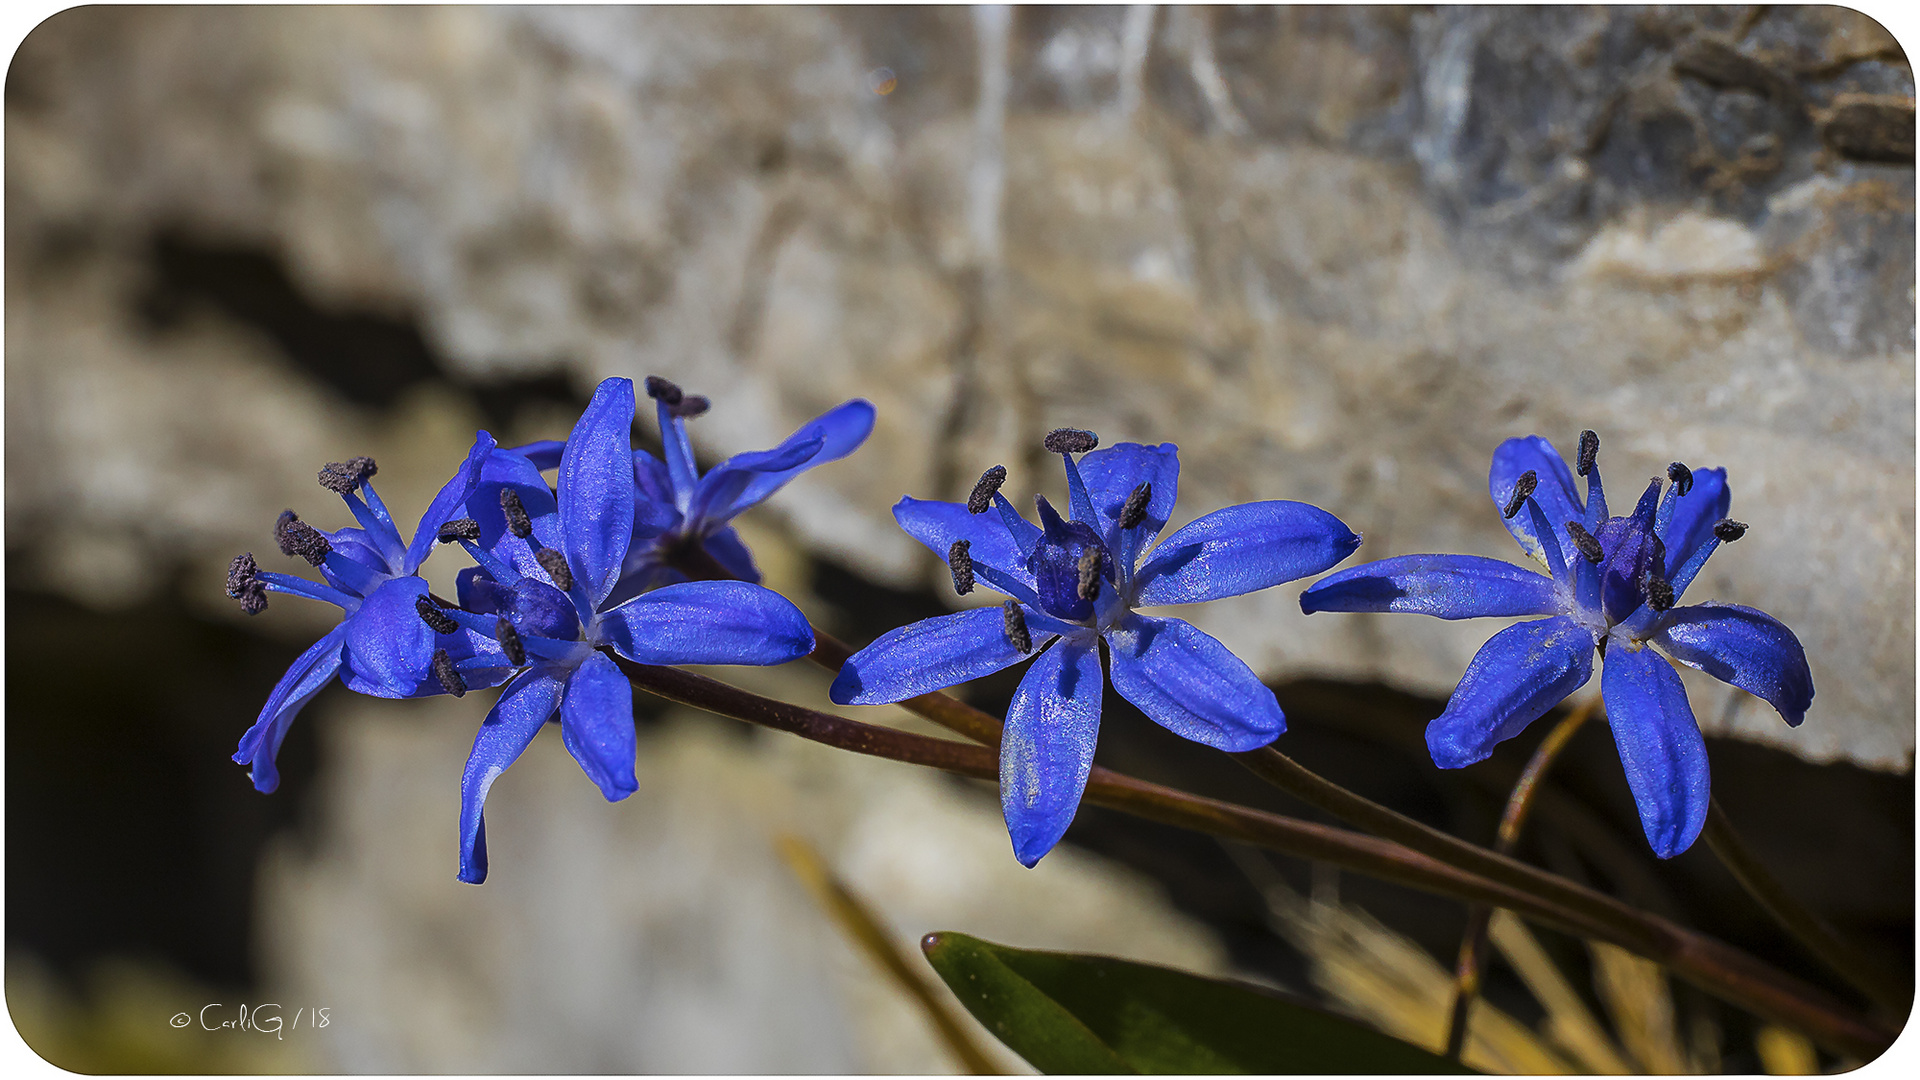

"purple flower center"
[1029,519,1111,622]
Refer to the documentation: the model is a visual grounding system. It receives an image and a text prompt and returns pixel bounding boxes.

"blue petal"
[405,431,497,574]
[558,378,637,606]
[1104,614,1283,750]
[1489,436,1583,570]
[1427,616,1595,768]
[600,580,814,666]
[1658,467,1730,584]
[1601,645,1709,859]
[828,606,1056,704]
[1300,554,1561,619]
[893,496,1039,604]
[1652,603,1814,727]
[685,435,824,527]
[507,439,566,471]
[457,566,507,614]
[1000,639,1104,867]
[633,449,677,508]
[457,669,565,884]
[728,399,878,515]
[232,625,348,794]
[702,526,762,584]
[1134,501,1361,605]
[469,448,564,580]
[632,497,680,541]
[318,527,390,575]
[1077,442,1180,577]
[559,652,639,801]
[339,577,441,698]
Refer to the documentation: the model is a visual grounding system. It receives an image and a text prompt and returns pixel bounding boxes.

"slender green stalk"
[1443,698,1598,1061]
[775,833,1002,1074]
[1702,798,1910,1016]
[612,656,1894,1059]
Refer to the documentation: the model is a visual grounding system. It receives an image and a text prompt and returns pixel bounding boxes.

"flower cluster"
[830,430,1360,865]
[231,385,1813,875]
[228,376,866,881]
[1301,432,1813,857]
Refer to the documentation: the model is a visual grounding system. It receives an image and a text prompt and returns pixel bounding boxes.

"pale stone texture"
[8,5,1910,767]
[258,690,1227,1073]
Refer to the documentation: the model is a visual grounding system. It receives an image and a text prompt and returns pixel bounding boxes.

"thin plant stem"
[1443,696,1599,1061]
[1702,797,1910,1016]
[611,655,1894,1059]
[774,833,1002,1074]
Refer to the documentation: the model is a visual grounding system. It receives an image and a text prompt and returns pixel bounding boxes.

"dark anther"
[415,594,460,634]
[671,395,710,419]
[1576,430,1600,477]
[1501,471,1538,520]
[1713,518,1748,542]
[947,539,975,595]
[1645,573,1675,613]
[535,547,575,591]
[226,553,267,615]
[1043,428,1098,455]
[1667,462,1694,496]
[1565,521,1604,564]
[643,376,684,405]
[1002,600,1032,655]
[318,456,378,494]
[967,465,1008,514]
[495,618,526,666]
[275,512,332,567]
[1076,547,1103,601]
[431,649,467,698]
[275,510,301,557]
[499,488,534,539]
[1119,483,1152,530]
[226,552,259,596]
[438,518,482,543]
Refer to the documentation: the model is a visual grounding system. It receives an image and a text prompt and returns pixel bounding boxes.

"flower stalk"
[1443,696,1599,1061]
[611,654,1894,1059]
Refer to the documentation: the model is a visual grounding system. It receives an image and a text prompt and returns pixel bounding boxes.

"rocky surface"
[8,5,1911,768]
[7,7,1911,1071]
[258,690,1226,1072]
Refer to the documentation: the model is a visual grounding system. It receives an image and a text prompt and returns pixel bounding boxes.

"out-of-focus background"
[5,5,1912,1073]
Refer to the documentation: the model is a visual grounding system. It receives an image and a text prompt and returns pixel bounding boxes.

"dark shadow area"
[5,575,323,991]
[136,230,588,431]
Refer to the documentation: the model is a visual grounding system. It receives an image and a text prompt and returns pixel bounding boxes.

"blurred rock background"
[5,5,1911,1073]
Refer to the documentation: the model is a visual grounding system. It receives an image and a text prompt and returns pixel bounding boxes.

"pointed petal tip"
[827,667,863,705]
[1010,831,1054,868]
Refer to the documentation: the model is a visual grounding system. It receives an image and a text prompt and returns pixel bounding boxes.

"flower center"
[505,578,582,642]
[1030,518,1112,623]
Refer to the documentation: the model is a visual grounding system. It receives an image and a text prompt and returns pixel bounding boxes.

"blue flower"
[226,442,513,794]
[434,377,816,883]
[1300,432,1814,858]
[517,376,874,601]
[830,430,1361,866]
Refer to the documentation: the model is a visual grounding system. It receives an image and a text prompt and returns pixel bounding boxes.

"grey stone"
[6,5,1912,770]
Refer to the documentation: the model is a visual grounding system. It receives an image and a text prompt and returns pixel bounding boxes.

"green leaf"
[921,932,1474,1074]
